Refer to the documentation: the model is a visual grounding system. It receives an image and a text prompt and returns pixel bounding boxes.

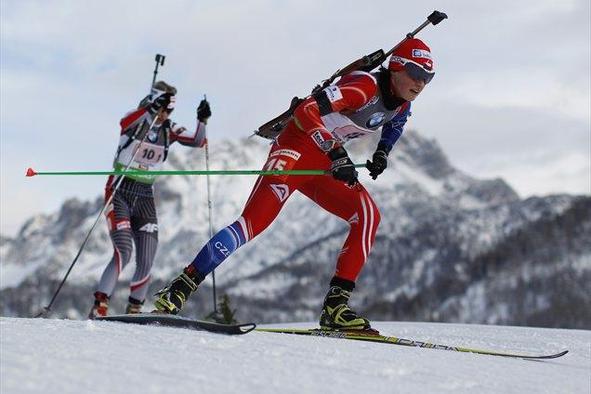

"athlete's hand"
[329,147,358,186]
[366,145,388,180]
[197,99,211,123]
[171,125,187,135]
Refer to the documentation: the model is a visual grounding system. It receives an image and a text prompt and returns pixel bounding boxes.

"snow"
[1,318,589,394]
[386,158,444,197]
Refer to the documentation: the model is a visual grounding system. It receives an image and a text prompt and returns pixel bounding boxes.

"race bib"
[117,140,165,169]
[135,142,165,166]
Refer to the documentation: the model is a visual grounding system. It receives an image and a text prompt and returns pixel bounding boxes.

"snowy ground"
[1,317,589,394]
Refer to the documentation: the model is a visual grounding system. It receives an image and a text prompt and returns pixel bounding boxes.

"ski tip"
[520,349,569,360]
[551,350,569,359]
[239,323,257,334]
[26,167,38,177]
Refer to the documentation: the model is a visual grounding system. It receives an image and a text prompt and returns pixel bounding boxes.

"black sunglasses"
[404,61,435,84]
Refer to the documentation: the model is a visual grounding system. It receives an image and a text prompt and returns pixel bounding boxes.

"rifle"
[255,10,447,140]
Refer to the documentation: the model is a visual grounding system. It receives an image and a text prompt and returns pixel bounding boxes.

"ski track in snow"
[1,318,589,394]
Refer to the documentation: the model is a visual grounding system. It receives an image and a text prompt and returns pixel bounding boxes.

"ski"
[255,327,569,360]
[96,313,256,335]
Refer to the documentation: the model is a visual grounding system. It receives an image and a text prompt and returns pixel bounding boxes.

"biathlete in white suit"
[89,81,212,318]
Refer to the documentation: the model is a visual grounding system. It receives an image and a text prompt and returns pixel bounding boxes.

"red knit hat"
[388,38,435,83]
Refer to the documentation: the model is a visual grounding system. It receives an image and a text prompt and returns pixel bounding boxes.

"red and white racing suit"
[189,70,410,283]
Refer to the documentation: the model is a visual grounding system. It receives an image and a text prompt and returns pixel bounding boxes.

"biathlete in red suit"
[155,39,436,330]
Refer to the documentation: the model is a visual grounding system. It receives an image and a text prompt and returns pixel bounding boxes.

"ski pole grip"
[428,10,448,25]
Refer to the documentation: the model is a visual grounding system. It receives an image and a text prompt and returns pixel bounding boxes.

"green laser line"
[26,164,367,177]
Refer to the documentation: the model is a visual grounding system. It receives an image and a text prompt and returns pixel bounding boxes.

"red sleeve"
[293,71,377,141]
[119,107,149,135]
[169,120,207,148]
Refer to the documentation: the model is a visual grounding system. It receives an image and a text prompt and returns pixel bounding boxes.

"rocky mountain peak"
[1,130,588,329]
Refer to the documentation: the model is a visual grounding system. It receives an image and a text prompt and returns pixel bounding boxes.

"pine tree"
[206,294,238,324]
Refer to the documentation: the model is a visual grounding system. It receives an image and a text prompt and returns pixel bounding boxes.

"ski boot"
[125,297,144,314]
[88,291,109,319]
[153,266,202,314]
[319,279,371,331]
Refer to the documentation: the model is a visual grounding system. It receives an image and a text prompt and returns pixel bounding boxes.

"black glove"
[150,92,174,113]
[365,144,389,180]
[197,99,212,123]
[328,147,358,186]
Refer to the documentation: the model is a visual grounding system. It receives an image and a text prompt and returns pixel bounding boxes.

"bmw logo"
[366,112,386,128]
[147,130,158,142]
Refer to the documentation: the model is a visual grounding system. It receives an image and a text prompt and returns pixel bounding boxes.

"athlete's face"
[156,110,170,123]
[390,70,426,101]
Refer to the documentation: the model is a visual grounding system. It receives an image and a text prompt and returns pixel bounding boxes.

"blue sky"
[1,0,589,236]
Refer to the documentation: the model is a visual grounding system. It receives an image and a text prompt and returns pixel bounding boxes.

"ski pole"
[26,164,367,177]
[202,94,218,314]
[33,115,161,318]
[34,54,168,318]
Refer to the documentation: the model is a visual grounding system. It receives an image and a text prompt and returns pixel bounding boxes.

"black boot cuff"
[330,276,356,292]
[184,265,206,284]
[128,296,144,305]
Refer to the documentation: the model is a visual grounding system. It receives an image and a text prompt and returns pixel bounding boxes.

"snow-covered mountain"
[1,130,590,328]
[1,317,588,394]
